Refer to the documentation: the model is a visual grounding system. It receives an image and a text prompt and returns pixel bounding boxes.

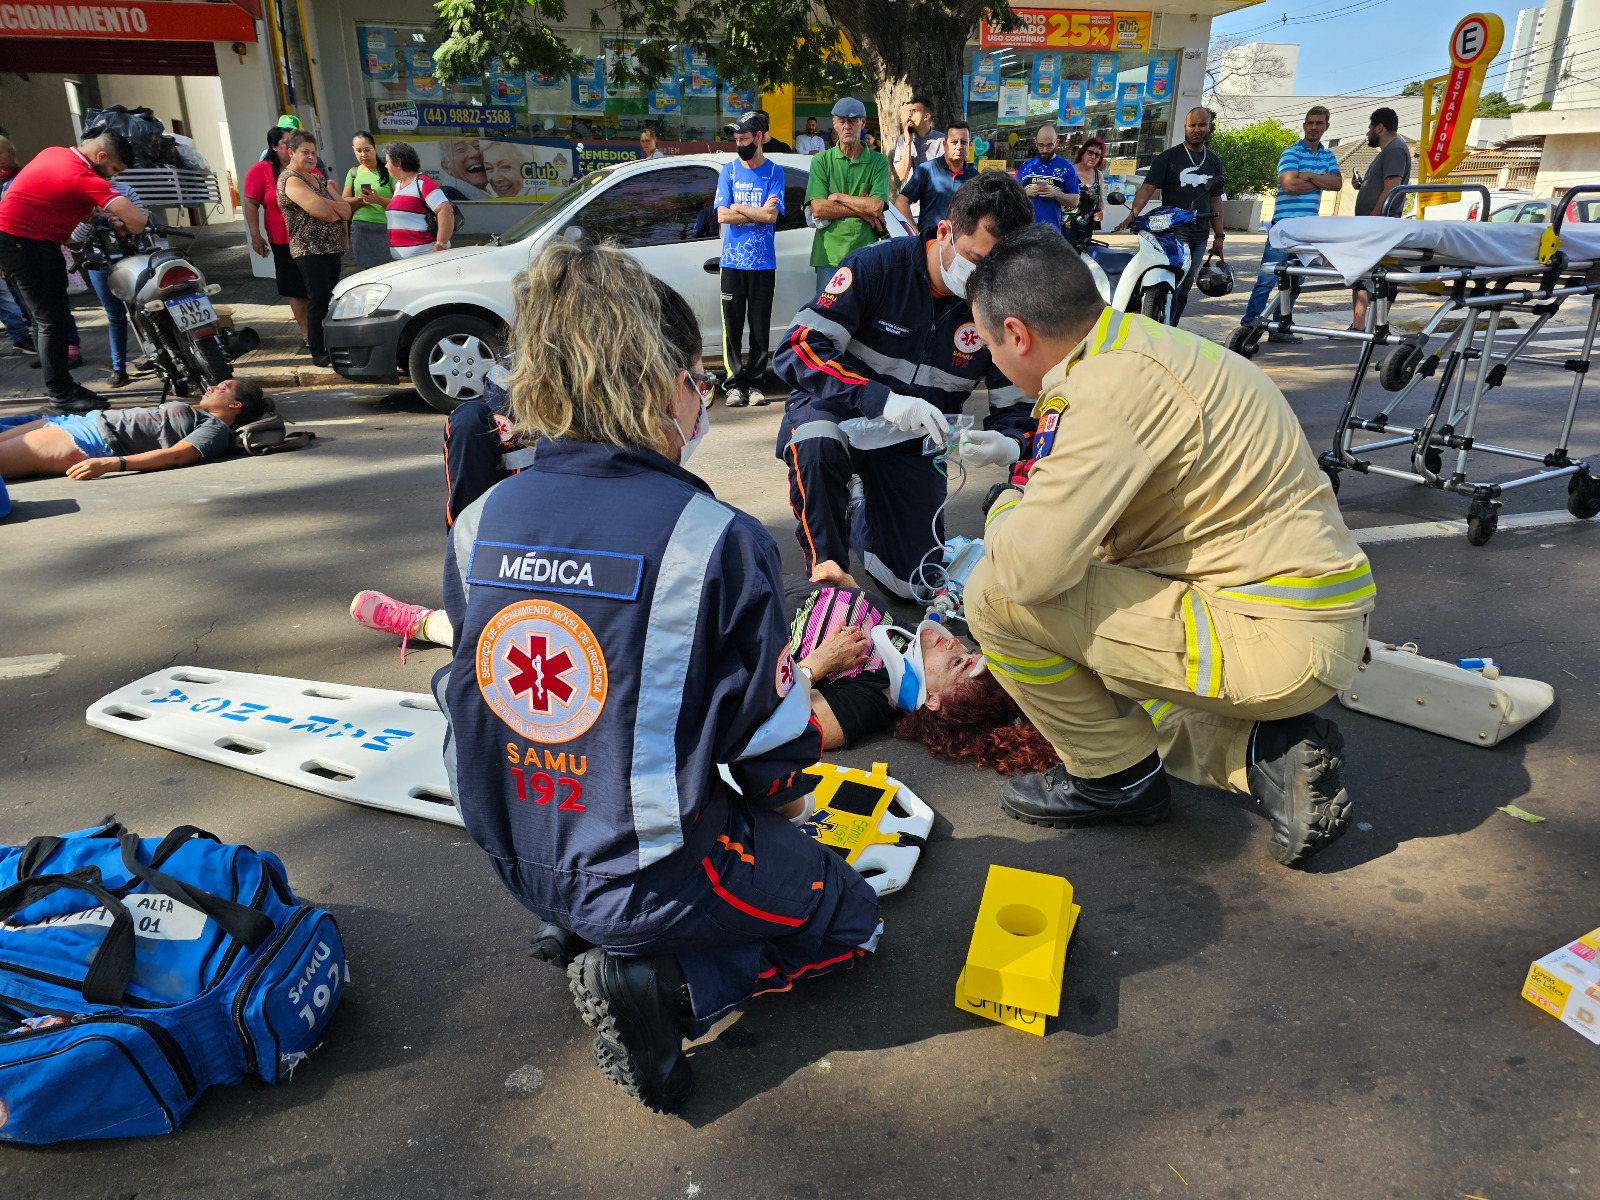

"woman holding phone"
[342,131,394,270]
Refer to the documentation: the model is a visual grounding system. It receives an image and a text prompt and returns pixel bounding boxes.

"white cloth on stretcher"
[1267,216,1600,285]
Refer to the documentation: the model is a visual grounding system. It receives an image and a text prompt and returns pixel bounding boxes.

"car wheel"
[408,315,506,414]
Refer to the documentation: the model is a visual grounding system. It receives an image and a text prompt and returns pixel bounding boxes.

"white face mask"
[939,235,977,299]
[672,396,709,465]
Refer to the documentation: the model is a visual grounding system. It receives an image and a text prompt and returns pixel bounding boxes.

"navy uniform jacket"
[444,362,535,526]
[433,438,822,941]
[774,234,1035,453]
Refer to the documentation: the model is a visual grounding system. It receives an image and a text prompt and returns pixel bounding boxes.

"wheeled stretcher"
[1227,184,1600,545]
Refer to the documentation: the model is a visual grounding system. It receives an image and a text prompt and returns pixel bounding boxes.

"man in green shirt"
[804,97,891,293]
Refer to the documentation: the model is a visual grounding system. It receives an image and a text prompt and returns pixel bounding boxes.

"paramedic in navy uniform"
[773,171,1036,599]
[435,239,882,1114]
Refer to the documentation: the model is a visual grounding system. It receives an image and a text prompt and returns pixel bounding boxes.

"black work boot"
[1000,755,1171,828]
[46,385,109,415]
[568,948,693,1113]
[529,921,592,967]
[1247,713,1351,867]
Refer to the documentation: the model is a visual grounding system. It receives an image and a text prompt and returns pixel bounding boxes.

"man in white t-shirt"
[795,117,826,155]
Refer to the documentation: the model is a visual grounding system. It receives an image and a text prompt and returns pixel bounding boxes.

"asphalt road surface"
[3,308,1599,1200]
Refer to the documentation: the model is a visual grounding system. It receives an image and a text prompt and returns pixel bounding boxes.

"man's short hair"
[1306,105,1331,122]
[233,379,271,425]
[908,96,932,112]
[82,125,136,168]
[1370,107,1399,133]
[947,172,1033,240]
[968,225,1103,341]
[945,119,971,137]
[1186,105,1212,122]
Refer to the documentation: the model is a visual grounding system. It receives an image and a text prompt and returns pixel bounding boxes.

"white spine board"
[1338,641,1554,747]
[849,780,935,897]
[86,666,463,826]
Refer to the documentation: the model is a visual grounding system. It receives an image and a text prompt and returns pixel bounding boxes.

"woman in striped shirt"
[382,142,454,259]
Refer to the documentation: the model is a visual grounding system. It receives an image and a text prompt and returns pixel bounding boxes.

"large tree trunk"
[822,1,987,134]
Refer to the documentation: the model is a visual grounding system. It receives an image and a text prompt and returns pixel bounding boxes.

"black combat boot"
[528,921,592,967]
[1000,753,1171,828]
[1246,713,1351,867]
[568,948,693,1113]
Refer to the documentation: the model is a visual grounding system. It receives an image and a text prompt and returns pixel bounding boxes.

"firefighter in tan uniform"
[963,226,1374,867]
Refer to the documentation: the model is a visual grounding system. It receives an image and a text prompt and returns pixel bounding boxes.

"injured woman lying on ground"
[350,560,1063,776]
[0,380,271,481]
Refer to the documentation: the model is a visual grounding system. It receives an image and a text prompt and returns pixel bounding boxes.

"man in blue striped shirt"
[1239,106,1342,341]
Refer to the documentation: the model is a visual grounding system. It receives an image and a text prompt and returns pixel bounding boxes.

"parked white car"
[325,152,828,412]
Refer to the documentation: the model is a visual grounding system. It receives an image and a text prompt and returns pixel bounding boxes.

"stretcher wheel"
[1466,510,1498,546]
[1380,341,1425,392]
[1224,326,1260,360]
[1568,470,1600,520]
[1423,446,1443,476]
[1321,463,1341,495]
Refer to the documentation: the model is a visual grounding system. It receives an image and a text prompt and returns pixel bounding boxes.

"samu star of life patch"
[477,599,608,743]
[824,266,853,295]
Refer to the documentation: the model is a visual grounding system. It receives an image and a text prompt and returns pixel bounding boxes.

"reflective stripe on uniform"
[985,492,1020,526]
[789,419,848,448]
[502,446,537,470]
[862,550,917,600]
[631,492,735,869]
[983,648,1079,685]
[1182,590,1222,698]
[1215,564,1377,609]
[1139,697,1174,726]
[451,485,496,602]
[1088,309,1135,357]
[990,384,1028,407]
[847,340,974,401]
[794,307,852,348]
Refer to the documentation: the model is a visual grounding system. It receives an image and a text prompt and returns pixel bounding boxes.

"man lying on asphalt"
[0,379,270,481]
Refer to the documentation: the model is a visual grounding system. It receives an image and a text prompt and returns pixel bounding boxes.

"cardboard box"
[1521,926,1600,1044]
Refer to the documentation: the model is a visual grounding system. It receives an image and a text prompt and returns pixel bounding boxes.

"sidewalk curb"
[236,366,379,389]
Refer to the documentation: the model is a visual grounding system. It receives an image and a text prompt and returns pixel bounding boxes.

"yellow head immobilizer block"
[955,865,1080,1034]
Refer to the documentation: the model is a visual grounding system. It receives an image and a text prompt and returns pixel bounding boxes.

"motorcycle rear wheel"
[193,334,233,386]
[1140,282,1174,324]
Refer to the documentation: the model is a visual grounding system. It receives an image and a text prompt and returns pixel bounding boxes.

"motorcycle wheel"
[194,334,233,386]
[1140,283,1174,324]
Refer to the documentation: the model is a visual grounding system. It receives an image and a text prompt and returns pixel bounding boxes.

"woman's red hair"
[893,669,1061,775]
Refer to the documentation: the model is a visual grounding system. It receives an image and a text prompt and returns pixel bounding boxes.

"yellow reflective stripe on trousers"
[1182,590,1222,698]
[983,649,1079,685]
[1139,698,1174,726]
[985,493,1020,527]
[1214,564,1376,610]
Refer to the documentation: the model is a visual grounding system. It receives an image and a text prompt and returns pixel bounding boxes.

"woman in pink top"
[383,142,454,259]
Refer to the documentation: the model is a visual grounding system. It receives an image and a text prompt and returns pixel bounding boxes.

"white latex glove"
[955,429,1021,468]
[789,793,818,825]
[881,392,950,442]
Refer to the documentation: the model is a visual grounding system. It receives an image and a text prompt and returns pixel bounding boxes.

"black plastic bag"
[83,105,182,169]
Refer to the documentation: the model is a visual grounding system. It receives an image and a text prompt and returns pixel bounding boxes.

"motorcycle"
[1066,203,1196,323]
[71,223,259,396]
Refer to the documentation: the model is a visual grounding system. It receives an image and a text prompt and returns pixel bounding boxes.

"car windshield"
[498,168,618,244]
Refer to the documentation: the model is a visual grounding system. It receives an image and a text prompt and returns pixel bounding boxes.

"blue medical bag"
[0,819,346,1143]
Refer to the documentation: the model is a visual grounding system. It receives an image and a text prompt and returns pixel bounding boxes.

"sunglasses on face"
[686,370,717,401]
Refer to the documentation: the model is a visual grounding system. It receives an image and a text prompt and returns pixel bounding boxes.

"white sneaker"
[747,390,767,407]
[724,387,748,408]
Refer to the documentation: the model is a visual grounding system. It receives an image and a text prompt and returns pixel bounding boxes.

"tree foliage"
[431,0,1021,132]
[1210,118,1297,197]
[1475,91,1524,118]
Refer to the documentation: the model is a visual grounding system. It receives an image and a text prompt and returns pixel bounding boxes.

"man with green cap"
[803,97,890,295]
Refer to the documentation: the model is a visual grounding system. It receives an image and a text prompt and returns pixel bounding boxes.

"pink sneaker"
[349,591,431,663]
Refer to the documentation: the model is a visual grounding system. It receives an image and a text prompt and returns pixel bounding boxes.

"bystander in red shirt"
[0,146,118,244]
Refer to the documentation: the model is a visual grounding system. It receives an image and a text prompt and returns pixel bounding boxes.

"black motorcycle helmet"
[1197,254,1235,297]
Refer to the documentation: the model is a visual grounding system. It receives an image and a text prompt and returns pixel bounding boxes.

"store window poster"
[488,60,527,111]
[528,67,564,91]
[1146,55,1174,101]
[1090,54,1119,99]
[404,45,441,101]
[1117,82,1143,127]
[1059,79,1087,127]
[997,79,1028,125]
[969,52,999,102]
[358,27,396,82]
[683,47,717,97]
[572,58,605,109]
[649,73,681,115]
[1028,52,1060,116]
[605,39,642,99]
[721,82,756,117]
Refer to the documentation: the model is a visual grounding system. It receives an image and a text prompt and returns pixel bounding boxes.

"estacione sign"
[1427,12,1504,177]
[0,1,255,40]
